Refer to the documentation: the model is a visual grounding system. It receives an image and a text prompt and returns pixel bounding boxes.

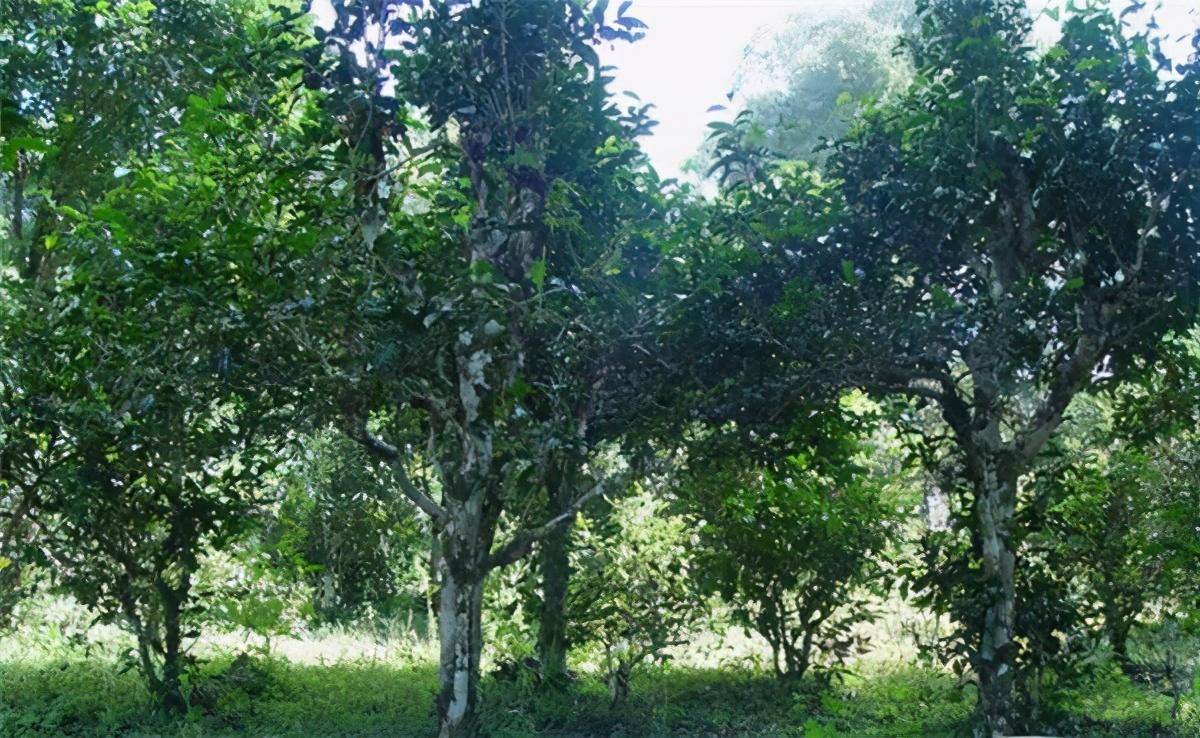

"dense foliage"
[684,444,897,681]
[2,1,1198,737]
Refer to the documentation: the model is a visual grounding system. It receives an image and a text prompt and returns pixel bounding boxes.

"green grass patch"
[2,650,1196,736]
[0,653,438,737]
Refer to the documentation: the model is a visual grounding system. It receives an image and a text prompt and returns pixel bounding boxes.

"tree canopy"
[2,2,1198,737]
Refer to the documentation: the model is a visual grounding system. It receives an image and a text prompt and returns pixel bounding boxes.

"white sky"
[601,0,1199,180]
[600,0,868,180]
[313,1,1199,180]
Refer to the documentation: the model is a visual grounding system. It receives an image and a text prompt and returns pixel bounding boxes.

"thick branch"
[860,362,973,442]
[346,426,448,526]
[1017,333,1103,465]
[487,472,624,571]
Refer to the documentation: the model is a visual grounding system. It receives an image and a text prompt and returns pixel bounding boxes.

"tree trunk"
[1104,599,1132,671]
[608,658,632,708]
[972,456,1018,738]
[795,626,815,680]
[22,202,50,282]
[428,531,441,639]
[161,594,187,716]
[435,562,485,738]
[537,469,572,683]
[538,522,571,681]
[433,487,494,738]
[155,570,191,717]
[119,592,163,711]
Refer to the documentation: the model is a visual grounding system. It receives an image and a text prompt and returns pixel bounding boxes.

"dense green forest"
[2,1,1199,736]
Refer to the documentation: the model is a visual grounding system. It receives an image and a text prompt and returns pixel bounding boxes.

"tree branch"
[487,471,626,571]
[1016,332,1104,465]
[346,425,448,526]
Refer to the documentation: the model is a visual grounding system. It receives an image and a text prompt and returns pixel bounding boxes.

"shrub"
[684,448,896,681]
[566,492,704,706]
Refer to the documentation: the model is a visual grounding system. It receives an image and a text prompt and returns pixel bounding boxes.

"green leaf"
[931,283,956,308]
[2,135,56,169]
[835,91,854,107]
[469,259,495,284]
[841,259,855,283]
[3,135,53,153]
[528,259,547,288]
[509,376,532,400]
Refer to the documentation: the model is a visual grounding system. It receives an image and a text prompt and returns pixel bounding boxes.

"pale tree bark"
[348,424,496,738]
[435,570,485,738]
[428,308,505,737]
[428,459,611,735]
[427,448,615,736]
[434,493,492,738]
[969,448,1019,738]
[350,410,620,736]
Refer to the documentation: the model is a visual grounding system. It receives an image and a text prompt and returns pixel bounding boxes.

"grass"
[0,652,436,737]
[0,602,1196,737]
[3,650,1195,737]
[0,651,968,737]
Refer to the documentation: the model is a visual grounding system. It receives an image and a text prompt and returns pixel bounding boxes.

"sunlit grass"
[1,597,1195,737]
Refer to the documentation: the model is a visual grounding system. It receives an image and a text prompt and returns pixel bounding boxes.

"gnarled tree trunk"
[435,553,486,738]
[160,586,187,716]
[433,488,494,738]
[971,452,1018,738]
[537,523,571,682]
[1102,592,1135,672]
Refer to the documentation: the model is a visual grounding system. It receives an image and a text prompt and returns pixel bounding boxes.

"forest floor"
[0,603,1195,737]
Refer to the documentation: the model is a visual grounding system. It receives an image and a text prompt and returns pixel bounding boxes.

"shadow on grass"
[0,654,1191,737]
[480,663,982,737]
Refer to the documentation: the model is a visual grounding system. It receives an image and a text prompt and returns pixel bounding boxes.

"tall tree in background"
[729,0,913,163]
[688,0,911,180]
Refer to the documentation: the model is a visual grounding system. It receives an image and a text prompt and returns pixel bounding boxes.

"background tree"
[1041,399,1200,669]
[565,490,703,707]
[1129,615,1200,725]
[0,0,319,711]
[681,419,897,681]
[264,431,429,625]
[717,0,912,165]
